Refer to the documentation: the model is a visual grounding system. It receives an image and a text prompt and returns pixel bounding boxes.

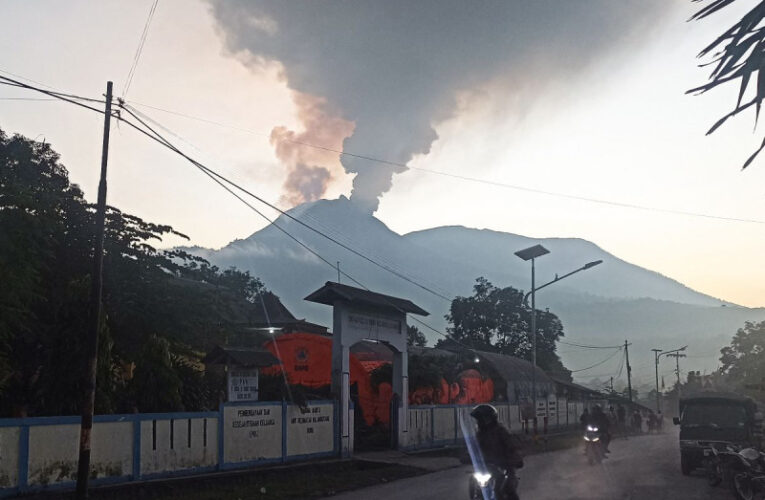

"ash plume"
[270,92,354,206]
[209,0,672,213]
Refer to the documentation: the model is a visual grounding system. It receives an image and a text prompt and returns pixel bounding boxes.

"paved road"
[329,431,735,500]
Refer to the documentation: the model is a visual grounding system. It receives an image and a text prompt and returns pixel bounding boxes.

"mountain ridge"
[179,196,765,383]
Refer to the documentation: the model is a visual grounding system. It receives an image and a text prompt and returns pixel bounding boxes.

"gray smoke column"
[270,92,354,206]
[209,0,670,213]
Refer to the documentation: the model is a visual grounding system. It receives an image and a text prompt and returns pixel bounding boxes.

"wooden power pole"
[625,340,633,402]
[76,81,113,499]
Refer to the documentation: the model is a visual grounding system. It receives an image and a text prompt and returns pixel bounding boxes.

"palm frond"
[692,0,765,169]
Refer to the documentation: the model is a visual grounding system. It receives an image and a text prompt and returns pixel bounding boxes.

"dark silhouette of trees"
[436,277,571,380]
[0,128,264,416]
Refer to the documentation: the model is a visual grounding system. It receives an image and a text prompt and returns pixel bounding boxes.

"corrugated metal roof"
[304,282,429,316]
[202,345,281,367]
[473,350,553,385]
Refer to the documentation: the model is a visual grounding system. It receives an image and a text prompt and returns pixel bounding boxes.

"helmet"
[470,404,498,429]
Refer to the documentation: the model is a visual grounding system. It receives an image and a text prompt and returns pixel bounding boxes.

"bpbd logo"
[294,346,309,371]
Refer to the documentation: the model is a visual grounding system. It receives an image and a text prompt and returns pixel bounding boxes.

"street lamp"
[514,244,602,429]
[651,345,688,412]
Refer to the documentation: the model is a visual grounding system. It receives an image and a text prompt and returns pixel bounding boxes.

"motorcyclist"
[590,404,611,454]
[580,408,590,429]
[470,404,523,500]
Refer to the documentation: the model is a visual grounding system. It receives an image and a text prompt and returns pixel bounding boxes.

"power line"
[123,0,159,98]
[0,77,105,114]
[0,68,59,91]
[615,349,626,379]
[112,103,472,352]
[119,104,453,302]
[570,348,622,373]
[123,99,765,226]
[0,75,475,354]
[0,97,56,102]
[558,339,623,349]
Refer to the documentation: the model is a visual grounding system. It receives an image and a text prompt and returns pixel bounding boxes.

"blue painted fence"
[0,400,338,497]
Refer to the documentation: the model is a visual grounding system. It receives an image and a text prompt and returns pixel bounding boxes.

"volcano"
[182,196,765,384]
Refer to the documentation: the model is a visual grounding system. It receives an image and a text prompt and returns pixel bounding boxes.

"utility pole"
[531,256,536,427]
[652,349,662,413]
[625,340,633,402]
[76,81,113,500]
[667,352,687,396]
[337,261,341,283]
[609,377,614,393]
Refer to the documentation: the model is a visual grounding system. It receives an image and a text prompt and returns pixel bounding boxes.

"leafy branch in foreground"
[689,0,765,168]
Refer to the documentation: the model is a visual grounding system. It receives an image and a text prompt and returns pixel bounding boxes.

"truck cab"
[673,392,759,475]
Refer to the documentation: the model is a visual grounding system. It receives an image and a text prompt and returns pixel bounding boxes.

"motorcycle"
[469,465,518,500]
[728,447,765,500]
[703,442,739,488]
[584,425,605,465]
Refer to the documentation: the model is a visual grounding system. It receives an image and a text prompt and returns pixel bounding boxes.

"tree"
[407,324,427,347]
[0,128,273,416]
[690,1,765,168]
[436,277,571,380]
[719,320,765,398]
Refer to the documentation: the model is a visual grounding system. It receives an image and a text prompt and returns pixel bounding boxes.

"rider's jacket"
[476,423,523,469]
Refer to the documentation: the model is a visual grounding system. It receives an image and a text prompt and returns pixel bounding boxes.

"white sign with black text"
[227,368,259,402]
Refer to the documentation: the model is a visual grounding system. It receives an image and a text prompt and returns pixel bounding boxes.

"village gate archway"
[305,282,428,455]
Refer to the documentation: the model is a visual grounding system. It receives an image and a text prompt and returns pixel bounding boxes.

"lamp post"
[651,345,687,413]
[514,244,602,430]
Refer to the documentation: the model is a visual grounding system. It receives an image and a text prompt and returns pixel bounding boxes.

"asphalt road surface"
[328,430,736,500]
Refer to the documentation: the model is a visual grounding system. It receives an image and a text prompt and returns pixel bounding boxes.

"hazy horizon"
[2,0,764,308]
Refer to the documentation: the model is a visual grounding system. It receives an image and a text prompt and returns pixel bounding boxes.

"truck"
[673,392,761,475]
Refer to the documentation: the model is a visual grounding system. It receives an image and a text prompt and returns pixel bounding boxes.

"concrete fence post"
[281,401,288,462]
[18,425,29,492]
[132,416,141,481]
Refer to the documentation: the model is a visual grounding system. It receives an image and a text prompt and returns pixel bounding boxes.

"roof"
[409,346,459,359]
[173,278,298,325]
[304,282,429,316]
[551,377,602,396]
[202,345,281,367]
[244,319,329,336]
[681,391,755,406]
[351,340,394,361]
[472,350,553,385]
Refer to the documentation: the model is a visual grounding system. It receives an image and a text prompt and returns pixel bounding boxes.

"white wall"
[0,427,19,489]
[406,408,431,448]
[433,407,455,442]
[140,417,218,476]
[223,404,282,464]
[286,403,334,457]
[28,421,132,486]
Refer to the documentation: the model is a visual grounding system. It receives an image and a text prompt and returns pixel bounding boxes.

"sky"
[1,0,764,309]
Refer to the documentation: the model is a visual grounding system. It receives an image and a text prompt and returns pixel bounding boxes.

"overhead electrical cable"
[557,339,623,349]
[0,68,59,90]
[123,99,765,225]
[0,97,57,102]
[119,103,453,302]
[614,349,626,379]
[570,348,622,373]
[112,103,471,350]
[122,0,159,98]
[0,76,105,114]
[1,76,638,365]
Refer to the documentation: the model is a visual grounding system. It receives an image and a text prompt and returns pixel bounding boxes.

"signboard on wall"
[286,403,334,456]
[223,404,282,463]
[536,400,547,418]
[227,368,259,402]
[344,311,401,340]
[547,397,557,419]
